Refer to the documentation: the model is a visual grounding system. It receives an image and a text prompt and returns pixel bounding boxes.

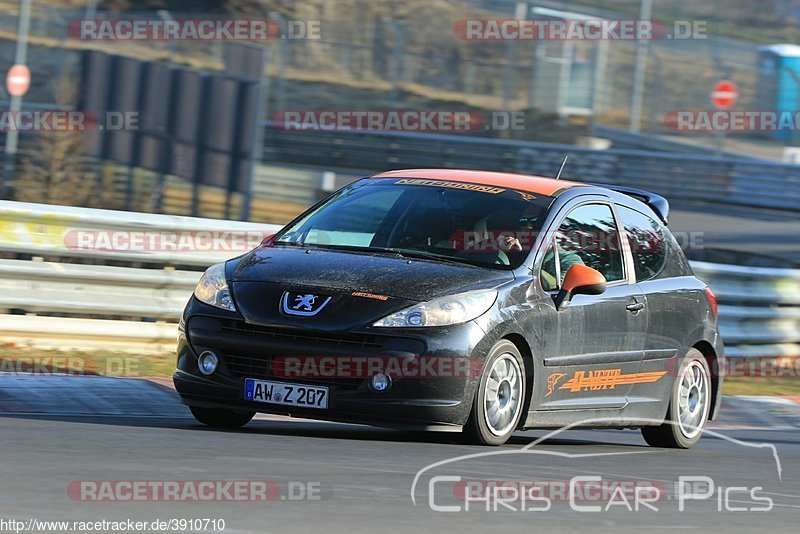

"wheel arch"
[693,340,721,420]
[502,332,535,426]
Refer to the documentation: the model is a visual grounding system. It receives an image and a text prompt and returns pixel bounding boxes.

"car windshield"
[274,177,554,269]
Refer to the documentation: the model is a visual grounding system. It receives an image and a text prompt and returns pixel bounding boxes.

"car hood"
[228,245,512,330]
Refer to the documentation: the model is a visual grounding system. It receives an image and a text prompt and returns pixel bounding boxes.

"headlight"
[373,289,497,328]
[194,263,236,312]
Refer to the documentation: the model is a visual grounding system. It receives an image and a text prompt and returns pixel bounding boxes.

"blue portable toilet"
[757,44,800,140]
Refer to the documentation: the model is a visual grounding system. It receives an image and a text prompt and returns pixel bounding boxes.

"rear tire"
[642,348,711,449]
[190,407,255,429]
[463,340,527,446]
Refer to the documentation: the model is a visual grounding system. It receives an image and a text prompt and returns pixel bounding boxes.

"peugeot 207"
[174,169,723,447]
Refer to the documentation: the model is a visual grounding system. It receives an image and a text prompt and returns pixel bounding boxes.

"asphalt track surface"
[1,375,799,533]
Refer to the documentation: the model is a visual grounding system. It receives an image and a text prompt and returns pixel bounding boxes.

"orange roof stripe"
[371,169,585,197]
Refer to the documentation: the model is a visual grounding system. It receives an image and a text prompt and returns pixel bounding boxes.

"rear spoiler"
[591,183,670,225]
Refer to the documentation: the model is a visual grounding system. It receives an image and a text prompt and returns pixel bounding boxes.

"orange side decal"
[545,373,567,397]
[546,369,667,396]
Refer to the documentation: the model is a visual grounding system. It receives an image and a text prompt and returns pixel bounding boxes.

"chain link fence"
[0,2,766,127]
[0,1,797,217]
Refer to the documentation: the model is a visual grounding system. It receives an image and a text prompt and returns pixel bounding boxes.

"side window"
[618,206,667,281]
[555,203,625,283]
[539,238,559,291]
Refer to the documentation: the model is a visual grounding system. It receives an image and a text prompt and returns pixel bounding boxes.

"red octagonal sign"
[6,64,31,97]
[711,80,738,109]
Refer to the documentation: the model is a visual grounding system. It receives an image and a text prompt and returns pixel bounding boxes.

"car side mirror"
[553,264,607,310]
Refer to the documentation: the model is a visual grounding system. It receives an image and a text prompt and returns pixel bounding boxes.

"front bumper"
[174,301,490,428]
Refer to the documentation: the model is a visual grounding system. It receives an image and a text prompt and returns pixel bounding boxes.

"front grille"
[219,320,377,389]
[221,320,382,349]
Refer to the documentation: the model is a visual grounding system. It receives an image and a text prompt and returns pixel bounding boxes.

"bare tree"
[14,74,123,209]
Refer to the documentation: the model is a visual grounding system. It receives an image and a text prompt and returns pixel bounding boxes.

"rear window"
[618,205,667,281]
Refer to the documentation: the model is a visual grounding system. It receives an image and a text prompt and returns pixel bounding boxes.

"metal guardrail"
[0,259,199,319]
[691,261,800,358]
[0,200,280,267]
[262,126,800,212]
[592,126,763,159]
[0,201,280,352]
[0,201,798,357]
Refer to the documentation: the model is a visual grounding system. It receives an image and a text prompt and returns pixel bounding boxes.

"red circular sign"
[711,80,738,109]
[6,64,30,97]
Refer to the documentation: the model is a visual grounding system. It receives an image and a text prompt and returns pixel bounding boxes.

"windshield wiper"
[286,243,481,267]
[381,248,479,267]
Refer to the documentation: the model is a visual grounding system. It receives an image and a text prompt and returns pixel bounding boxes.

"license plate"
[244,379,328,409]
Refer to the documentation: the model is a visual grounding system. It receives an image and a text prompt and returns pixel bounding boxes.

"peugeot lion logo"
[294,294,317,311]
[281,291,332,316]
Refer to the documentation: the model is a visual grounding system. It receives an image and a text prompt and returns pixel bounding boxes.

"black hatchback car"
[174,169,723,447]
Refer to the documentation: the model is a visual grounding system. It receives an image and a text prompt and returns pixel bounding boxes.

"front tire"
[190,407,256,429]
[463,340,527,446]
[642,348,711,449]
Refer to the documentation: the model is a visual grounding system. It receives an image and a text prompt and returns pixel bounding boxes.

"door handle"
[626,302,645,312]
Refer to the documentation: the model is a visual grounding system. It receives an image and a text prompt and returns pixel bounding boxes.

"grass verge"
[722,377,800,397]
[0,345,175,379]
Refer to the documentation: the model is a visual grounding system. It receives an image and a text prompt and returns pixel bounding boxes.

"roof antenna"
[555,155,568,180]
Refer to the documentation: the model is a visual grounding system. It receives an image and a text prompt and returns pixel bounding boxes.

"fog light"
[369,373,391,393]
[198,351,219,375]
